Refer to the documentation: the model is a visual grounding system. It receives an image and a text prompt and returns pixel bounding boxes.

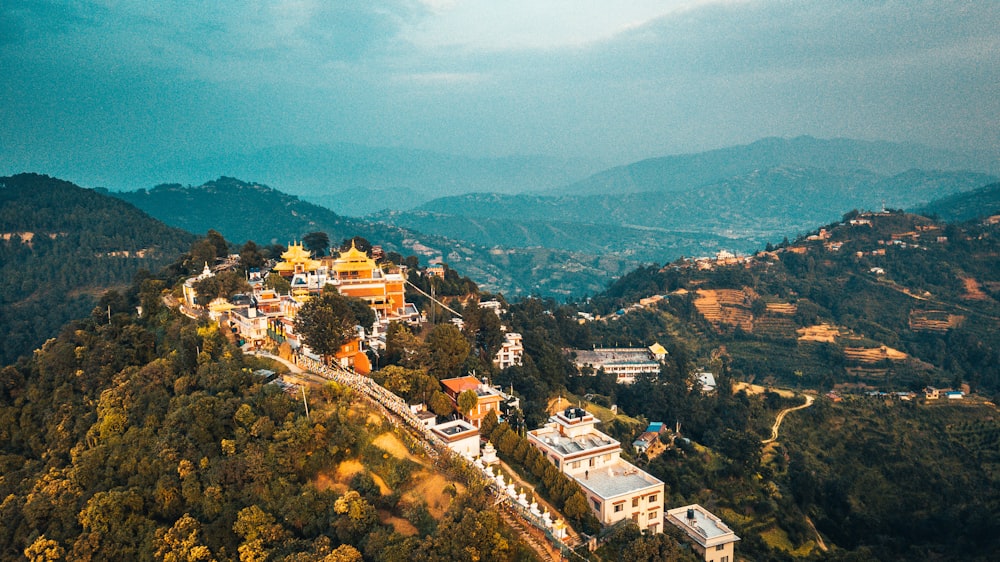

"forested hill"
[0,173,195,364]
[588,210,1000,396]
[0,269,538,560]
[915,182,1000,222]
[114,177,635,297]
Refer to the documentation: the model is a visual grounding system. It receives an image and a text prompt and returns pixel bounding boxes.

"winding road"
[762,394,815,444]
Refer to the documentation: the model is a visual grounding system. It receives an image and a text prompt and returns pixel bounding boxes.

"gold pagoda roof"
[332,241,377,272]
[273,242,322,272]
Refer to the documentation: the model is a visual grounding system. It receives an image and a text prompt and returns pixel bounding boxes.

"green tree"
[457,389,479,417]
[264,272,291,294]
[239,240,266,272]
[428,391,454,417]
[294,292,369,362]
[385,322,427,369]
[302,232,330,257]
[425,323,470,378]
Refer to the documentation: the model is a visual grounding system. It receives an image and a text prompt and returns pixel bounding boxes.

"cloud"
[1,0,998,186]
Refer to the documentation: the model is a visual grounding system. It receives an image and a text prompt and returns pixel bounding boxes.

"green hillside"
[915,182,1000,222]
[0,174,196,364]
[114,177,636,298]
[0,277,537,560]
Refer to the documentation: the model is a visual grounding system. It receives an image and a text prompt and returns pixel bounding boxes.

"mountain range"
[113,178,635,298]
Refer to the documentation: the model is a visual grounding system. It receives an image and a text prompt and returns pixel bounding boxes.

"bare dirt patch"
[330,459,392,495]
[797,323,841,342]
[372,432,423,465]
[733,382,795,398]
[961,276,988,300]
[403,470,463,520]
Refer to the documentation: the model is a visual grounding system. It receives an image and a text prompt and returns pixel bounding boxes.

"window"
[614,504,623,513]
[648,511,658,520]
[721,557,729,562]
[716,545,725,551]
[592,499,601,512]
[632,498,639,508]
[648,494,657,503]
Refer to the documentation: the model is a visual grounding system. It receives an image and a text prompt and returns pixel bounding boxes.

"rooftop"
[572,348,659,367]
[578,460,663,500]
[666,504,740,548]
[431,419,479,441]
[530,423,617,457]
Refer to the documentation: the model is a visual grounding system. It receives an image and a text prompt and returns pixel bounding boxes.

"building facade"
[528,408,664,532]
[666,504,740,562]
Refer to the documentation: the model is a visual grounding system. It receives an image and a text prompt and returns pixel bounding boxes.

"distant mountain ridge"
[915,182,1000,222]
[113,177,636,297]
[136,143,604,211]
[556,135,1000,196]
[376,166,996,262]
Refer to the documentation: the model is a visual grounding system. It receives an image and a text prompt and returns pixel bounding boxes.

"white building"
[666,505,740,562]
[528,408,664,533]
[570,345,666,384]
[431,419,481,458]
[493,332,524,370]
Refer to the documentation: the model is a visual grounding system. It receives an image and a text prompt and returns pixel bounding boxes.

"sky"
[2,0,998,187]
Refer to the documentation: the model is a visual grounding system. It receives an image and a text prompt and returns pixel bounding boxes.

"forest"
[0,174,195,365]
[0,265,538,561]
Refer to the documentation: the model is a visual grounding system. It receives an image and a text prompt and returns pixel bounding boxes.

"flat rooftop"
[573,348,658,367]
[667,504,740,547]
[577,460,662,499]
[431,419,478,440]
[531,426,616,457]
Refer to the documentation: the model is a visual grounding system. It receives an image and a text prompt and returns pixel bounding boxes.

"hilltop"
[586,209,1000,395]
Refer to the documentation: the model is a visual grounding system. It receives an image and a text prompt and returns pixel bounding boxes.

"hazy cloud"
[1,0,997,187]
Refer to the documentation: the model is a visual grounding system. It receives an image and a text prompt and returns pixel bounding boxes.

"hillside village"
[179,236,746,558]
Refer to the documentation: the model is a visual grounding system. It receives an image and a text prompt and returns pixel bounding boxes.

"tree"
[428,391,454,417]
[339,236,372,255]
[457,389,479,417]
[206,229,229,258]
[294,292,366,362]
[153,514,214,562]
[24,536,65,562]
[302,232,330,257]
[264,272,291,294]
[239,240,266,272]
[385,322,427,368]
[425,323,470,378]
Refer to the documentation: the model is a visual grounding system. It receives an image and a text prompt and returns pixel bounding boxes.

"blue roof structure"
[646,422,663,433]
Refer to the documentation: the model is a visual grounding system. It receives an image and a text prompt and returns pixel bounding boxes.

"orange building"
[440,375,503,428]
[335,337,372,375]
[324,242,416,323]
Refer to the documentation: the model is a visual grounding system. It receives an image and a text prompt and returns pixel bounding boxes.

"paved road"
[762,394,815,444]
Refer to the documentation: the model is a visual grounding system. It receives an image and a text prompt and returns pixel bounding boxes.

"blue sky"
[2,1,998,187]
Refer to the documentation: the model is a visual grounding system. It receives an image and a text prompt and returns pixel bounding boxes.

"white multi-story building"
[493,332,524,369]
[666,505,740,562]
[528,407,664,533]
[570,345,666,384]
